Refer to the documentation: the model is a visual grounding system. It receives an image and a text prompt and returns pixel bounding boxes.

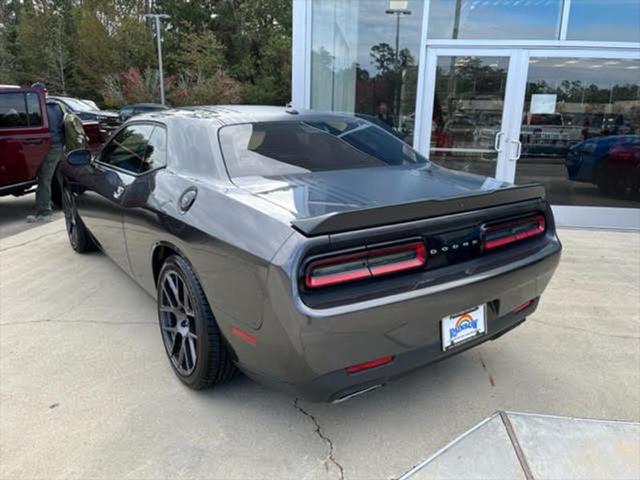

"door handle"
[494,131,505,152]
[113,186,125,199]
[509,138,522,161]
[23,138,43,145]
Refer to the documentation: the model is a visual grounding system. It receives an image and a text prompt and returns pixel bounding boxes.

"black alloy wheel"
[157,255,237,389]
[62,185,96,253]
[159,270,199,376]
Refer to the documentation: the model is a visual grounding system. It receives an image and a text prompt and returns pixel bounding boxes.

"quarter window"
[140,126,167,173]
[100,124,155,174]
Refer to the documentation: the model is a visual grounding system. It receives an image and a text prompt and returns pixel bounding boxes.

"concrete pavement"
[0,194,63,239]
[399,412,639,479]
[0,220,639,479]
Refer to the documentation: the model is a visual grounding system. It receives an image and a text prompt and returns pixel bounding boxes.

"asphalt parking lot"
[1,216,639,480]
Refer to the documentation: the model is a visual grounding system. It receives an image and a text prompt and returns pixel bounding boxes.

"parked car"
[0,85,101,205]
[119,103,168,122]
[49,95,120,140]
[566,135,640,196]
[58,106,561,402]
[81,99,100,111]
[520,113,582,157]
[476,113,582,158]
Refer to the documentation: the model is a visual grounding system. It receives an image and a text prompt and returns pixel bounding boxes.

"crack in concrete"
[479,355,495,387]
[0,318,154,327]
[531,318,640,340]
[0,231,62,253]
[294,398,345,480]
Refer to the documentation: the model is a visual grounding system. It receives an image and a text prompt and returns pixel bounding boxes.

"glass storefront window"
[427,0,564,40]
[566,0,640,43]
[311,0,422,144]
[515,58,640,208]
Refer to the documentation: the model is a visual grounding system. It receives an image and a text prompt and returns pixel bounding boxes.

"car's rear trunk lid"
[292,183,546,236]
[235,164,546,236]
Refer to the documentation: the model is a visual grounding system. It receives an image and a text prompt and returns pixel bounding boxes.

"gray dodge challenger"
[59,106,561,402]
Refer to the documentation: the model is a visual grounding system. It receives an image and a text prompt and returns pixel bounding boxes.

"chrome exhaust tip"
[332,384,384,404]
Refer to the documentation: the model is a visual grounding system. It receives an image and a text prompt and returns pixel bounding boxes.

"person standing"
[26,82,65,223]
[376,101,395,129]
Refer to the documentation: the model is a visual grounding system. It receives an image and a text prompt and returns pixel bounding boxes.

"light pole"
[385,1,411,129]
[144,13,170,105]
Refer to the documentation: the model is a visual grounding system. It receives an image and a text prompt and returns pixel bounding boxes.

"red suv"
[0,85,101,206]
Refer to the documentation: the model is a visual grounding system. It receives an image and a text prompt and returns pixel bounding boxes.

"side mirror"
[66,148,92,167]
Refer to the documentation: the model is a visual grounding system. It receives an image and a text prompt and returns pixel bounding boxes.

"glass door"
[420,48,522,180]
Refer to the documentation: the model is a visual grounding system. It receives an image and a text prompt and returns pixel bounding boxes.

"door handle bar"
[494,131,504,152]
[510,138,522,161]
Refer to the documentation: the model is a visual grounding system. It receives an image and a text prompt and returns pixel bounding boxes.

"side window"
[0,93,28,128]
[140,126,167,173]
[99,124,154,174]
[25,93,42,126]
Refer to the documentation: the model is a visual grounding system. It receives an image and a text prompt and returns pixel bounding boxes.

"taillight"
[512,299,533,313]
[484,215,546,251]
[346,355,394,374]
[304,241,426,289]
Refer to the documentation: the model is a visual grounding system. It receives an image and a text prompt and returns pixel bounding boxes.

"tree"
[74,8,115,100]
[0,0,294,106]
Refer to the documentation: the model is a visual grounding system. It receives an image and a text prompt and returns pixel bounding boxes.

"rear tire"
[62,185,97,253]
[157,255,237,390]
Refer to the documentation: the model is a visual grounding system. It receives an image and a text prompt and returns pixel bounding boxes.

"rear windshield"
[218,119,427,178]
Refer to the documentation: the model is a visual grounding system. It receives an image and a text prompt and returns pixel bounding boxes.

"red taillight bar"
[230,326,257,346]
[512,299,533,313]
[346,355,394,374]
[305,241,426,289]
[484,215,546,251]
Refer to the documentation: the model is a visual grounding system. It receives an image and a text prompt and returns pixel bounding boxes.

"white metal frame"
[291,0,313,109]
[416,46,523,181]
[559,0,572,40]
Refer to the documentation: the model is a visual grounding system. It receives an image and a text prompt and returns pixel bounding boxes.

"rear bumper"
[232,242,561,402]
[243,302,532,403]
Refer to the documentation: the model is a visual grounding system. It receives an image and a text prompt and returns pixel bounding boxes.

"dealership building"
[290,0,640,229]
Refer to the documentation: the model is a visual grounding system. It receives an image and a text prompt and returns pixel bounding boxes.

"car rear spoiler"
[291,183,547,236]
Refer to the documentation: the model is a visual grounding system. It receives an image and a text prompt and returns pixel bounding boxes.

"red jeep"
[0,85,102,207]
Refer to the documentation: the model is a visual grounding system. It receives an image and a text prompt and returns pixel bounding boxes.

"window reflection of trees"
[311,41,417,143]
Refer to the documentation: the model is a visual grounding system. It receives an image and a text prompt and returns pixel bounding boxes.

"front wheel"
[157,255,237,389]
[62,185,97,253]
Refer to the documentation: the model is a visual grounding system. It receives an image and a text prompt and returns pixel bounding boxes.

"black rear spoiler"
[291,184,546,236]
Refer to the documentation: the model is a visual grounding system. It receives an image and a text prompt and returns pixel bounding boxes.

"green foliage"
[0,0,292,107]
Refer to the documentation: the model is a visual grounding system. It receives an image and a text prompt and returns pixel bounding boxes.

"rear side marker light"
[231,326,257,346]
[346,355,394,374]
[305,241,426,289]
[513,300,533,313]
[484,215,546,251]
